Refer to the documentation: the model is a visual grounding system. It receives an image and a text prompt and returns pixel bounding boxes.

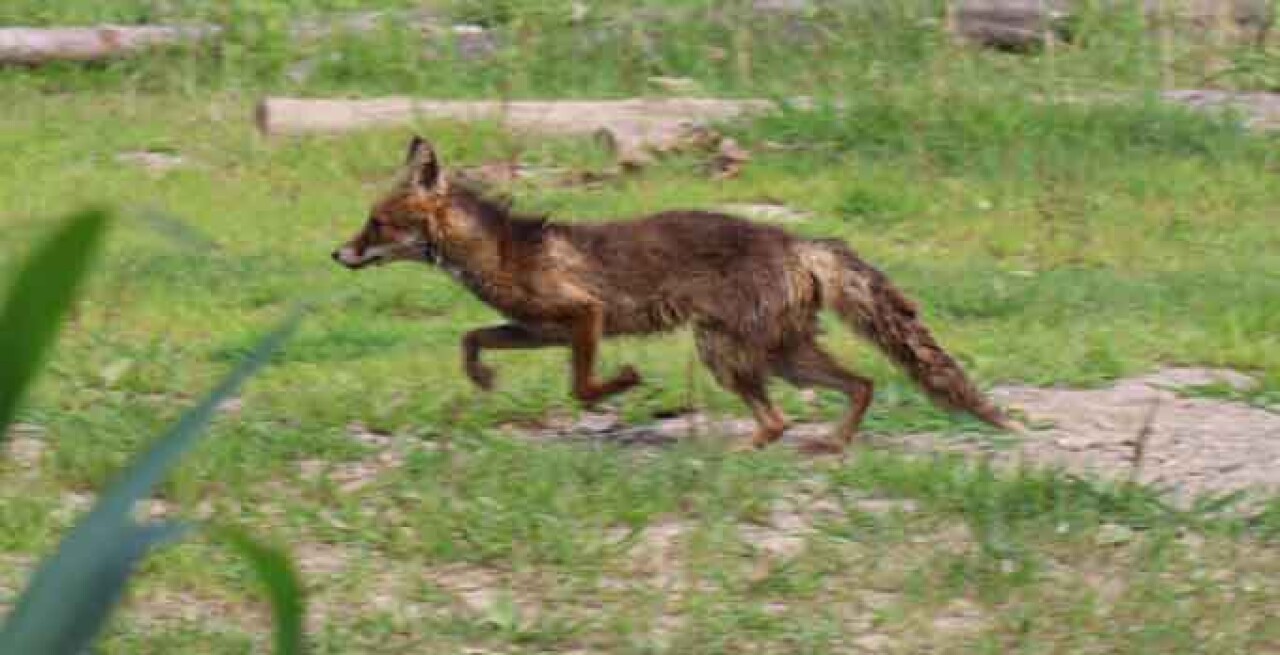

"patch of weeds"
[0,493,65,553]
[474,599,585,649]
[101,249,295,311]
[743,92,1264,179]
[210,322,410,365]
[826,451,1176,535]
[1247,497,1280,542]
[670,597,843,655]
[99,626,255,655]
[440,0,527,27]
[834,185,919,228]
[362,438,792,565]
[1178,379,1280,411]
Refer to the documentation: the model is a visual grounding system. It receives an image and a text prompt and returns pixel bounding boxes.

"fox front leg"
[461,324,561,390]
[567,304,641,404]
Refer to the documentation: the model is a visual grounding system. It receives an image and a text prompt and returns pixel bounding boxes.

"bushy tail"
[800,239,1023,433]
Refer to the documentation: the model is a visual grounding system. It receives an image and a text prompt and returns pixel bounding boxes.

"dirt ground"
[514,367,1280,505]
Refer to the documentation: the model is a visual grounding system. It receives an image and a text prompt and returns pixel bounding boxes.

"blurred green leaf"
[0,209,108,440]
[213,527,306,655]
[0,520,192,655]
[135,207,221,252]
[0,310,303,655]
[93,309,304,521]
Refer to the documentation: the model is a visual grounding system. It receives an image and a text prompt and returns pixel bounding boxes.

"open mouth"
[333,249,385,270]
[343,255,383,269]
[333,241,435,269]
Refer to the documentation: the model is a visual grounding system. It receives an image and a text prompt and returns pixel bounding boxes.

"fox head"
[332,135,452,270]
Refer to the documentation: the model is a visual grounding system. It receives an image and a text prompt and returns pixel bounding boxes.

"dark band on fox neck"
[420,241,441,263]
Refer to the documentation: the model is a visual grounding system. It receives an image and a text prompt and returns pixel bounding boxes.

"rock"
[135,498,174,521]
[4,435,45,469]
[1137,366,1258,392]
[1163,90,1280,131]
[450,24,496,60]
[718,202,812,223]
[55,491,96,524]
[115,151,187,174]
[851,497,920,516]
[6,422,44,435]
[712,136,751,179]
[754,0,813,13]
[285,57,318,85]
[931,599,987,634]
[454,162,576,188]
[1096,523,1136,546]
[295,542,351,577]
[648,76,704,94]
[852,633,895,652]
[346,421,393,447]
[950,0,1075,50]
[575,410,621,434]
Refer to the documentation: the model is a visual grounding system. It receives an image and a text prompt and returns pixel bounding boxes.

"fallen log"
[950,0,1275,50]
[949,0,1073,50]
[0,11,483,66]
[255,97,775,135]
[255,96,775,162]
[0,24,220,65]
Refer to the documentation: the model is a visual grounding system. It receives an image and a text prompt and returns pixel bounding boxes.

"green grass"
[3,2,1280,653]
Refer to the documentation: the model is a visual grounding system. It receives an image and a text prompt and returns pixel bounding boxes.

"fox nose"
[330,250,340,262]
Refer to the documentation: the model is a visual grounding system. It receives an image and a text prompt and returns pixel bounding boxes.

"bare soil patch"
[979,367,1276,502]
[513,368,1280,503]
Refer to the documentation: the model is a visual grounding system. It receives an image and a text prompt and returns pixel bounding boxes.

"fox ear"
[405,135,443,192]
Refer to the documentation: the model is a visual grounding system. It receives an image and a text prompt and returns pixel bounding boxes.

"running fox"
[332,136,1022,451]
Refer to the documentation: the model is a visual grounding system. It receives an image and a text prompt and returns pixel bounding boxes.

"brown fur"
[332,136,1022,451]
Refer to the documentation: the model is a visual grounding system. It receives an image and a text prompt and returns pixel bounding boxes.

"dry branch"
[1129,397,1161,484]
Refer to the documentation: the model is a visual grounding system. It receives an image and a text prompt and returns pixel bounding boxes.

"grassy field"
[3,1,1280,653]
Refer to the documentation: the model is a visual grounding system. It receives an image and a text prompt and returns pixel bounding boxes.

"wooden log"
[0,25,220,65]
[0,12,480,66]
[950,0,1275,50]
[950,0,1077,50]
[256,96,777,172]
[254,97,776,152]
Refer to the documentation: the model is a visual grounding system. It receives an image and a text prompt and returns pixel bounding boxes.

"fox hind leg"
[774,339,873,453]
[694,327,787,450]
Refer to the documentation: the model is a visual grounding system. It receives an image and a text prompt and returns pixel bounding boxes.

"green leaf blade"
[95,309,304,521]
[1,310,304,655]
[0,209,109,439]
[0,520,192,655]
[214,527,307,655]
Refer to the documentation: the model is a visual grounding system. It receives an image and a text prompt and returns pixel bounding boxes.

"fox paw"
[467,363,496,391]
[615,365,642,387]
